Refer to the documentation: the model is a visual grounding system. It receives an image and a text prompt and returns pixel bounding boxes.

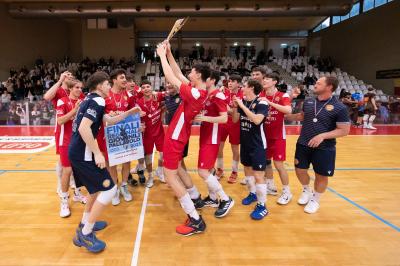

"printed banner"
[105,114,144,167]
[0,136,54,153]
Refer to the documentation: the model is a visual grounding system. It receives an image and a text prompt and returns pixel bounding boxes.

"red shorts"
[220,122,240,145]
[59,146,71,167]
[197,143,219,169]
[55,133,60,155]
[143,132,164,155]
[266,139,286,161]
[163,139,186,170]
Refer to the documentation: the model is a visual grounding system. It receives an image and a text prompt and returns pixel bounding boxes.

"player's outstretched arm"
[165,41,190,85]
[43,71,71,101]
[103,106,142,126]
[157,43,182,90]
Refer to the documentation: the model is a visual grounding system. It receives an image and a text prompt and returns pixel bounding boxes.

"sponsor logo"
[325,104,334,111]
[0,136,54,154]
[103,179,111,188]
[86,108,97,118]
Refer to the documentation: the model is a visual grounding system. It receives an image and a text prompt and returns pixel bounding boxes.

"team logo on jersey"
[325,104,334,111]
[175,98,180,103]
[294,158,299,165]
[103,179,111,188]
[86,108,97,118]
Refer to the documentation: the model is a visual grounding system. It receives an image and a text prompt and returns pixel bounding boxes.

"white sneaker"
[240,177,247,185]
[155,168,165,183]
[60,200,71,218]
[120,185,132,202]
[72,190,87,204]
[146,177,154,188]
[304,199,320,214]
[297,189,312,205]
[363,123,368,129]
[277,191,292,205]
[368,124,377,130]
[112,188,121,206]
[267,186,278,196]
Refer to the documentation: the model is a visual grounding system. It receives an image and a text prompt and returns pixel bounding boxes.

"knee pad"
[96,185,117,205]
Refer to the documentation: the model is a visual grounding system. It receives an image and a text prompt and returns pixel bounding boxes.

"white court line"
[131,186,149,266]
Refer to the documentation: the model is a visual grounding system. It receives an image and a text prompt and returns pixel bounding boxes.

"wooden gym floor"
[0,126,399,266]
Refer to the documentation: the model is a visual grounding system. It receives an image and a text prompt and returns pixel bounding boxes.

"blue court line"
[327,187,400,232]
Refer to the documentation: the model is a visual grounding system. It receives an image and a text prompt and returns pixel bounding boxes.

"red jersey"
[56,97,78,147]
[137,92,165,138]
[166,83,208,143]
[200,89,227,145]
[127,86,144,108]
[51,87,69,108]
[259,90,291,140]
[222,87,243,125]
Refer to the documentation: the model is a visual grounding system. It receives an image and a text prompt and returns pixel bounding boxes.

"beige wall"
[311,1,400,94]
[0,3,69,80]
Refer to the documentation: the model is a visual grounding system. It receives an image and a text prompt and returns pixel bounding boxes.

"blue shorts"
[70,159,115,194]
[240,145,267,171]
[294,143,336,177]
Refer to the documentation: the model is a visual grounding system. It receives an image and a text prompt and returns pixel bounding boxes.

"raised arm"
[43,71,71,101]
[57,100,81,125]
[165,41,190,85]
[157,43,182,89]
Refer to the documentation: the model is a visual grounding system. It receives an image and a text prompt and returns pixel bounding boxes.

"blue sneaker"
[73,229,106,253]
[79,221,108,232]
[250,203,269,220]
[242,192,257,205]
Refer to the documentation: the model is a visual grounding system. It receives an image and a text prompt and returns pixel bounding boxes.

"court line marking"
[131,186,149,266]
[327,187,400,232]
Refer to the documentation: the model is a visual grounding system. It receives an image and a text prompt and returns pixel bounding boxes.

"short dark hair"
[247,79,263,95]
[324,76,338,92]
[209,70,221,85]
[86,71,110,92]
[110,69,126,82]
[229,74,242,83]
[140,79,152,86]
[265,73,280,84]
[193,63,211,82]
[251,66,266,76]
[126,74,135,82]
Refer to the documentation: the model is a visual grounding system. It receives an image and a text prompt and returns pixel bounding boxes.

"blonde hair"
[65,78,82,89]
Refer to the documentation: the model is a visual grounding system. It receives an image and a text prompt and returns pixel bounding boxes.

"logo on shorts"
[325,104,334,111]
[259,164,262,168]
[327,170,332,175]
[294,158,299,165]
[103,179,111,188]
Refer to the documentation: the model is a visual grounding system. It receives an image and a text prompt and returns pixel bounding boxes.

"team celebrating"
[44,41,350,253]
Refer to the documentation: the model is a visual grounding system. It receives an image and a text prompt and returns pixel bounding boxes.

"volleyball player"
[286,76,350,213]
[232,79,270,220]
[157,42,209,236]
[70,71,141,253]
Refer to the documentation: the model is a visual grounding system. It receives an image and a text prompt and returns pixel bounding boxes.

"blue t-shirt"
[69,93,105,162]
[298,96,349,150]
[238,97,269,150]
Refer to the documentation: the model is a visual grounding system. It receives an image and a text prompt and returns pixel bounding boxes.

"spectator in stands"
[1,91,11,105]
[0,103,7,125]
[292,84,306,114]
[16,103,26,125]
[341,91,358,123]
[377,102,389,124]
[235,46,240,60]
[41,105,51,125]
[283,47,289,59]
[304,73,317,88]
[7,102,19,125]
[31,104,41,125]
[362,87,378,129]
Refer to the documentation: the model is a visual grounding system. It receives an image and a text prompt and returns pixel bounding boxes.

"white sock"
[209,191,218,201]
[187,186,200,199]
[302,185,311,192]
[60,192,69,200]
[266,178,275,188]
[282,185,291,193]
[217,158,224,169]
[232,160,239,172]
[206,174,229,201]
[121,181,127,186]
[312,192,322,203]
[156,166,162,173]
[256,183,267,205]
[81,211,90,224]
[363,114,369,126]
[82,222,95,235]
[246,176,256,194]
[69,175,76,189]
[56,161,62,191]
[178,193,199,220]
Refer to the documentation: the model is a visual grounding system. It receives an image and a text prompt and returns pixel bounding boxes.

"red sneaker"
[176,215,206,236]
[216,168,224,180]
[227,171,238,184]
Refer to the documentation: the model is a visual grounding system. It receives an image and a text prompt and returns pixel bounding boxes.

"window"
[341,13,350,21]
[321,17,330,29]
[375,0,387,7]
[350,2,360,17]
[363,0,374,12]
[332,16,341,24]
[313,24,322,33]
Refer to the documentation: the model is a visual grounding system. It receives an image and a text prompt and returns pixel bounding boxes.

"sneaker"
[362,124,368,129]
[112,188,121,206]
[297,189,312,205]
[227,172,238,184]
[146,177,154,188]
[138,170,146,184]
[203,195,219,208]
[73,228,106,253]
[215,197,235,218]
[127,174,138,186]
[120,185,132,202]
[241,192,257,205]
[79,221,108,232]
[60,200,71,218]
[72,190,87,204]
[155,168,166,183]
[215,168,224,180]
[240,177,247,185]
[250,203,269,220]
[304,199,320,214]
[267,186,278,196]
[176,215,206,236]
[192,195,205,209]
[368,124,377,130]
[277,191,293,205]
